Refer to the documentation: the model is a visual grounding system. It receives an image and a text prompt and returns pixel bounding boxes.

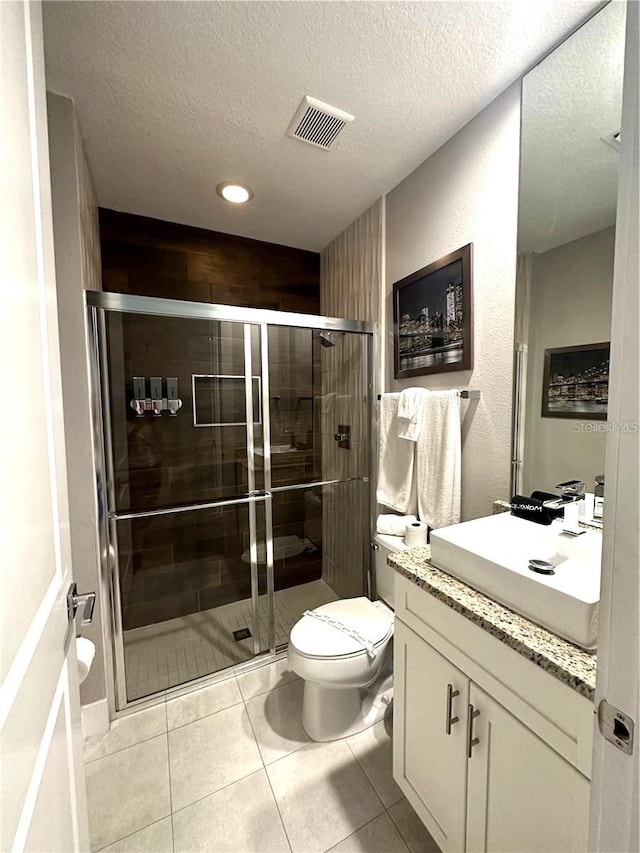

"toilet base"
[301,672,393,742]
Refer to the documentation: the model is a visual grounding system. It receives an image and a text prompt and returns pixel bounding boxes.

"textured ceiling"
[519,0,626,253]
[43,0,601,251]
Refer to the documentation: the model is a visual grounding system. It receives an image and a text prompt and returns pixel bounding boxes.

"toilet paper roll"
[76,636,96,685]
[404,520,428,548]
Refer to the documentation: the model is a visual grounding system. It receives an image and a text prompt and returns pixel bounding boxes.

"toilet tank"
[374,533,410,609]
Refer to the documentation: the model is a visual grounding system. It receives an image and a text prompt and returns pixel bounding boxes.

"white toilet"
[288,533,409,741]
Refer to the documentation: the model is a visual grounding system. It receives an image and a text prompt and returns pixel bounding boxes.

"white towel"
[416,390,461,529]
[376,393,417,513]
[376,513,417,536]
[397,387,430,441]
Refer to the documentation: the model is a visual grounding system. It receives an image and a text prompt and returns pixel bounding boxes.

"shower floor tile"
[123,579,337,701]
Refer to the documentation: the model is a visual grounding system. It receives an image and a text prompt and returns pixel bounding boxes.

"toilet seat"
[290,597,393,661]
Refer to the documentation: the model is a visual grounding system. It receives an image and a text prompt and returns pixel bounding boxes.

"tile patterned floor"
[124,580,338,700]
[84,658,440,853]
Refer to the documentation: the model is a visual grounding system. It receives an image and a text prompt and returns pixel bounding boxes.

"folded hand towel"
[397,387,430,441]
[376,513,417,536]
[416,390,461,529]
[376,393,417,513]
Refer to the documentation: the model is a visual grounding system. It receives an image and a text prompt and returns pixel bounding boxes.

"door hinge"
[597,699,634,755]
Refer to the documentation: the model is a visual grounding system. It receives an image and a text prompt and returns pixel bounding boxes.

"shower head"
[317,331,337,348]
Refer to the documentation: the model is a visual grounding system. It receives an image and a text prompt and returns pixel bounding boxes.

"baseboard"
[81,698,109,739]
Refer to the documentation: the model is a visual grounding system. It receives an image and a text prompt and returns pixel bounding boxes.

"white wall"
[385,84,521,521]
[47,93,106,707]
[522,227,615,495]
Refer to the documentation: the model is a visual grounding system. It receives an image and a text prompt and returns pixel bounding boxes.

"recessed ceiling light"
[216,181,254,204]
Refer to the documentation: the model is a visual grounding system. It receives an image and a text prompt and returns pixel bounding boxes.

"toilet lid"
[290,597,393,659]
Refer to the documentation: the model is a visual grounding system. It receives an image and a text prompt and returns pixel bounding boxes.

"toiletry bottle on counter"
[593,475,605,520]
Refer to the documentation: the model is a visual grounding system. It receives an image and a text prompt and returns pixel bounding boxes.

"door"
[0,2,89,850]
[393,620,469,852]
[98,309,271,705]
[466,684,590,853]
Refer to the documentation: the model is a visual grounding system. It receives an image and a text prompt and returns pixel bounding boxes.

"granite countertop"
[389,545,597,701]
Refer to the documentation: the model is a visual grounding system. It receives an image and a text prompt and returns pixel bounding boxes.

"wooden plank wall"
[99,207,320,313]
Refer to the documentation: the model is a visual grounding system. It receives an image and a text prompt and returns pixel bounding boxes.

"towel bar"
[377,390,480,400]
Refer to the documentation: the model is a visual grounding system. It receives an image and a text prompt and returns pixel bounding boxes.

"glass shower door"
[101,310,271,704]
[265,324,372,648]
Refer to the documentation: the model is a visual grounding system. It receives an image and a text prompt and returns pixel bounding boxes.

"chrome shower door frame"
[87,291,375,713]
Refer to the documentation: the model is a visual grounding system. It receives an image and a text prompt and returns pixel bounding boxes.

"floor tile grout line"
[344,736,388,813]
[166,696,245,733]
[320,811,387,853]
[263,767,294,853]
[241,689,266,769]
[164,700,177,853]
[237,674,300,704]
[92,815,173,853]
[84,727,168,767]
[386,802,415,853]
[239,694,293,852]
[243,674,301,709]
[168,765,268,820]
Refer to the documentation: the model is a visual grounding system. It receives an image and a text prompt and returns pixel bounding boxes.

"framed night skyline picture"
[542,342,610,419]
[392,243,473,379]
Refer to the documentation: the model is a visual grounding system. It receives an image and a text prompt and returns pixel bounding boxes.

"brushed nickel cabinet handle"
[467,703,481,757]
[446,683,460,734]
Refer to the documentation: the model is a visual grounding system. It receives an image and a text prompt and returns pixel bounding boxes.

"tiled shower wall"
[99,208,320,313]
[320,200,383,598]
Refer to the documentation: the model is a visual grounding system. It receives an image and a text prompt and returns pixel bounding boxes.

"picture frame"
[541,342,610,419]
[392,243,473,379]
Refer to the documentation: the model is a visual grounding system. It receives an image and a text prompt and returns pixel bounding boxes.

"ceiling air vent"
[287,95,354,151]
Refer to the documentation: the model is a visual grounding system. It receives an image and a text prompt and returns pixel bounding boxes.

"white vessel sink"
[430,513,601,649]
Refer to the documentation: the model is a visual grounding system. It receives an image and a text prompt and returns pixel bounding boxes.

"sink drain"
[528,559,555,575]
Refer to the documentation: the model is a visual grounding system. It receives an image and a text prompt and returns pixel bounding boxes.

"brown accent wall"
[99,208,320,312]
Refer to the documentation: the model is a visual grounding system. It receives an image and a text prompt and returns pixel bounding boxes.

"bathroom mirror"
[512,1,626,502]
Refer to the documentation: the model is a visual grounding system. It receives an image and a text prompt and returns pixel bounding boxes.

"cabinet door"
[466,683,590,853]
[394,619,470,852]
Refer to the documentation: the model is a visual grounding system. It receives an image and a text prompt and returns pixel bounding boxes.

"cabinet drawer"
[395,574,594,778]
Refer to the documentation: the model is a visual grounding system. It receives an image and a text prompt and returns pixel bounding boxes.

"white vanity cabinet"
[393,574,593,853]
[395,619,469,850]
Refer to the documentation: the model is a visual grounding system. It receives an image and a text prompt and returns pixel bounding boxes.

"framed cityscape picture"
[542,342,610,419]
[392,243,473,379]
